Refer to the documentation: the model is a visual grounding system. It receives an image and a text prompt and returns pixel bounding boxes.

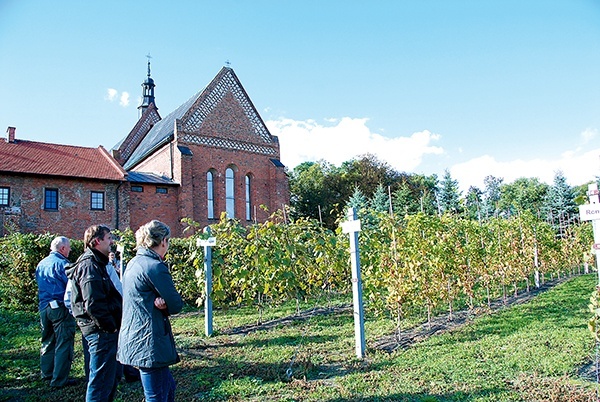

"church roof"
[126,171,178,185]
[121,66,279,170]
[0,138,126,181]
[123,90,200,170]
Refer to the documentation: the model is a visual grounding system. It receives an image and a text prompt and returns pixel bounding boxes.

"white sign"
[579,204,600,221]
[197,237,217,247]
[341,219,361,234]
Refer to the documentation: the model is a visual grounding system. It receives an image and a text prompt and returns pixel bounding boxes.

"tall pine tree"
[542,171,577,235]
[370,184,390,214]
[438,169,462,214]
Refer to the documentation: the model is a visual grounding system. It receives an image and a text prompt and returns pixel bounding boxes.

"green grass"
[1,274,598,401]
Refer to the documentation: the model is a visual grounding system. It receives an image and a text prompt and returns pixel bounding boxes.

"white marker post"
[197,227,217,336]
[341,207,366,359]
[579,183,600,285]
[116,244,125,281]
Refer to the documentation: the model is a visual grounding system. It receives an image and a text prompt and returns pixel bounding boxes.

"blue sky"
[2,0,600,192]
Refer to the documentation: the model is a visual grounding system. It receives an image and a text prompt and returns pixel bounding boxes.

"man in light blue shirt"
[36,236,76,388]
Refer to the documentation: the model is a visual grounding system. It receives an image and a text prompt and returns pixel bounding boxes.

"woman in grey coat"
[118,220,183,402]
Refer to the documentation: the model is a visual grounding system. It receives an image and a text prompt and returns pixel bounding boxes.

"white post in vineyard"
[578,183,600,285]
[197,227,217,336]
[341,207,366,359]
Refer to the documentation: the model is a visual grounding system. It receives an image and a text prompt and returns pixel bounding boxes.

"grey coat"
[117,248,183,368]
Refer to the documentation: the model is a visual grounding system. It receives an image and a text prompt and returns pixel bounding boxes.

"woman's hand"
[154,297,167,310]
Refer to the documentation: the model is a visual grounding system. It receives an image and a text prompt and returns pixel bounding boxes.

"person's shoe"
[50,378,78,388]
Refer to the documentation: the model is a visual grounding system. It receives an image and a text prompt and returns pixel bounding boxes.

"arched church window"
[226,167,235,218]
[245,174,252,221]
[207,170,215,219]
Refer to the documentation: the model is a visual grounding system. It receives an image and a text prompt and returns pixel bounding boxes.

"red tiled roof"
[0,139,126,181]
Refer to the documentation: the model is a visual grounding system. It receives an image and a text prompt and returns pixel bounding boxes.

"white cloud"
[119,92,130,107]
[266,117,444,172]
[105,88,118,101]
[582,128,598,144]
[105,88,130,107]
[450,149,600,193]
[267,117,600,194]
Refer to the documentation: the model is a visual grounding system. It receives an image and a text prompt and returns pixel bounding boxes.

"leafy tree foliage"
[392,174,438,216]
[288,160,344,228]
[339,154,403,199]
[464,186,483,221]
[482,175,503,219]
[498,177,548,217]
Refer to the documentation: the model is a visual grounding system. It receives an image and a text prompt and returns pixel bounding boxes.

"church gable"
[114,103,161,164]
[175,67,279,157]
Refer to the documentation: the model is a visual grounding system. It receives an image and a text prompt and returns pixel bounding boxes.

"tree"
[482,175,503,219]
[438,169,462,214]
[393,174,439,216]
[346,185,369,213]
[464,186,483,221]
[542,171,577,235]
[392,181,414,216]
[370,184,390,214]
[498,177,548,217]
[339,154,402,199]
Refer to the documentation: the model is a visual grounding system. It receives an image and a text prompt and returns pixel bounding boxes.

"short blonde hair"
[135,220,171,249]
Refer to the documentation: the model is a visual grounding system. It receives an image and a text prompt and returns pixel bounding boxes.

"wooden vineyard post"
[341,207,366,359]
[197,227,217,336]
[579,183,600,285]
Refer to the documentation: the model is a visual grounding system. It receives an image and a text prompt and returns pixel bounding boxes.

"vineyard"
[0,209,592,327]
[167,209,593,332]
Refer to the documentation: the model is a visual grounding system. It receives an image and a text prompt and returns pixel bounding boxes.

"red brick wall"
[133,144,173,179]
[0,174,126,239]
[127,182,180,235]
[182,143,288,228]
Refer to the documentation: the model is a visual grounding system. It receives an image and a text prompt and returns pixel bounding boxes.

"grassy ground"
[1,274,598,402]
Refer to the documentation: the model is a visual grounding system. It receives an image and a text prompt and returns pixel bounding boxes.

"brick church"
[0,66,289,238]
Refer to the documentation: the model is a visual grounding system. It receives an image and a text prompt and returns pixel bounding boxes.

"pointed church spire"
[138,54,156,116]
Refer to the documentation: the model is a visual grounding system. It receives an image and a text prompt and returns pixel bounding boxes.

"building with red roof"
[0,66,289,238]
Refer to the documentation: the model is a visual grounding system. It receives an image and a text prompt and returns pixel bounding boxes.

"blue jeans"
[84,331,119,402]
[139,366,176,402]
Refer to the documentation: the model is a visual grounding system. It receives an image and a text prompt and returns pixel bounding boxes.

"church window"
[226,167,235,218]
[207,171,215,219]
[245,175,252,221]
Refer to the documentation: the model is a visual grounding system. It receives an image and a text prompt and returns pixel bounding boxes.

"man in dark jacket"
[66,225,122,402]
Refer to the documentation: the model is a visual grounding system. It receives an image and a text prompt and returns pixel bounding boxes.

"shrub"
[0,233,83,312]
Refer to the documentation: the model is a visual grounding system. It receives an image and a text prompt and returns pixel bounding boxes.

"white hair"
[50,236,69,252]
